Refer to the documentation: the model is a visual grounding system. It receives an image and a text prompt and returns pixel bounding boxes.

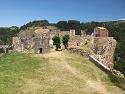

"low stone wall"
[89,55,111,74]
[68,47,92,57]
[22,50,34,53]
[0,45,13,53]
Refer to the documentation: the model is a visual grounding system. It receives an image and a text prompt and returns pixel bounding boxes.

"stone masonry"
[34,29,50,53]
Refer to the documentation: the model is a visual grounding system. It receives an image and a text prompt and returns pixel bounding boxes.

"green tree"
[68,20,80,30]
[0,40,3,45]
[114,41,125,75]
[62,35,69,49]
[56,21,68,31]
[52,36,61,50]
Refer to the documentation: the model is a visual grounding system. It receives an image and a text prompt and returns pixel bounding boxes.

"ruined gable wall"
[12,37,22,51]
[18,30,34,51]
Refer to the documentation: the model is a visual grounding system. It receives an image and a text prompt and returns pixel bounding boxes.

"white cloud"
[118,18,125,20]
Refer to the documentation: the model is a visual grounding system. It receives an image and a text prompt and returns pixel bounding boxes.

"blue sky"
[0,0,125,27]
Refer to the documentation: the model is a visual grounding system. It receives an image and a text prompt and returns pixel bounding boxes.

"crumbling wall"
[68,47,93,57]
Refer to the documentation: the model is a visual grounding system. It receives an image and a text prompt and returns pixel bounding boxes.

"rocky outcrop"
[93,37,116,69]
[112,69,124,78]
[67,37,116,70]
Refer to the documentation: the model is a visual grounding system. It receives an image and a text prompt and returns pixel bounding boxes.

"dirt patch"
[35,51,63,58]
[87,80,107,94]
[19,79,41,94]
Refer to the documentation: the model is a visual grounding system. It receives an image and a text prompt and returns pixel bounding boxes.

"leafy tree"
[0,40,3,45]
[114,41,125,75]
[56,21,68,31]
[62,35,69,49]
[52,36,61,50]
[68,20,80,31]
[0,27,19,45]
[56,20,81,35]
[20,19,49,30]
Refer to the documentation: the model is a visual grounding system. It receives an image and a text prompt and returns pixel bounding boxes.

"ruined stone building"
[68,30,93,47]
[13,30,34,53]
[93,27,109,37]
[13,29,50,53]
[34,29,50,53]
[50,29,70,40]
[12,26,95,53]
[49,29,93,48]
[49,29,70,46]
[12,26,109,53]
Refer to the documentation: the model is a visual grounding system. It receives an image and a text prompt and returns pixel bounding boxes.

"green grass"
[0,51,124,94]
[0,52,48,94]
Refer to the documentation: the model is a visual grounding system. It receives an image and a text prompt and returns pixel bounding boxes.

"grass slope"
[0,51,124,94]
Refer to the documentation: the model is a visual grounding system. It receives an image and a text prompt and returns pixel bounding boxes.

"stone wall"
[13,37,34,53]
[0,45,13,53]
[50,29,70,40]
[68,47,92,57]
[68,35,93,47]
[34,31,50,54]
[89,55,111,74]
[94,27,108,37]
[13,37,22,51]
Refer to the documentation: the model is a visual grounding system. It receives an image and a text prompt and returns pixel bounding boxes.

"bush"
[110,72,125,90]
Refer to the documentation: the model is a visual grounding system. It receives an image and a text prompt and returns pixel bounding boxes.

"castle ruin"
[12,26,111,54]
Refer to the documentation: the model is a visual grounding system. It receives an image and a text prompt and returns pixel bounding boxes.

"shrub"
[110,71,125,90]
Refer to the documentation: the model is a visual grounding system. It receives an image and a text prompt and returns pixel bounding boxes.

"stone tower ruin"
[34,29,50,53]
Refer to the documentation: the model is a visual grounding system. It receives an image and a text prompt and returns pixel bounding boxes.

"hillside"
[17,19,125,76]
[0,50,124,94]
[18,25,57,38]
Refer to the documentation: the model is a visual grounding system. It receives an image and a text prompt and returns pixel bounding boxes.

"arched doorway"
[77,43,79,46]
[39,48,43,53]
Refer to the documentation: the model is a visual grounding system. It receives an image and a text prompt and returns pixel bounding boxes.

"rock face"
[93,37,116,69]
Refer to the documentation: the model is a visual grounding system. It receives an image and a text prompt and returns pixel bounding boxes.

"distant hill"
[20,19,55,30]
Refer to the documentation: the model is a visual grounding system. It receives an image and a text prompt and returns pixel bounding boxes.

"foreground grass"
[0,51,124,94]
[0,52,47,94]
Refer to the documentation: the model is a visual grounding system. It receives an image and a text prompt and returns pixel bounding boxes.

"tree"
[56,21,68,31]
[68,20,80,30]
[114,41,125,75]
[0,40,3,45]
[62,35,69,49]
[52,36,61,50]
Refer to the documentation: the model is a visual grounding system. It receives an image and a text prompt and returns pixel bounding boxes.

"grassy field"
[0,50,124,94]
